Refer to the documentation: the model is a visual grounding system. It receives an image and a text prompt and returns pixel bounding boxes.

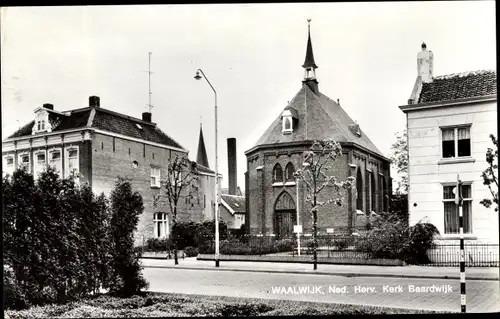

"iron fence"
[424,242,499,267]
[199,234,499,267]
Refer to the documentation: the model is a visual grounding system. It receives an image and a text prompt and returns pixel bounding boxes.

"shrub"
[275,239,295,252]
[144,238,171,252]
[3,267,28,310]
[365,211,409,259]
[108,177,149,297]
[184,246,199,257]
[172,221,198,250]
[334,237,354,251]
[401,222,440,264]
[3,167,114,309]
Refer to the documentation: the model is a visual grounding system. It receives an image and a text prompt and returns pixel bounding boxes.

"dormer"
[281,106,299,134]
[32,104,54,135]
[349,122,362,137]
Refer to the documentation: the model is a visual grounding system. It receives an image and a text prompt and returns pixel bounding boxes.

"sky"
[1,2,497,190]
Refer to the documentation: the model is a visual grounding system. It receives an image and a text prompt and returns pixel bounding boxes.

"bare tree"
[154,155,199,265]
[480,134,498,212]
[293,139,355,270]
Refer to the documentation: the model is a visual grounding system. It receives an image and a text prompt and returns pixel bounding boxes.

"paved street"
[141,257,500,280]
[143,267,500,313]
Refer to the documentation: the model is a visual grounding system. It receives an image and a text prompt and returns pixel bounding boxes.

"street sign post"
[455,174,466,313]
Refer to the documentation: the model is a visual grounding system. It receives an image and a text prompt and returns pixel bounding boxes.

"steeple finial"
[302,18,318,70]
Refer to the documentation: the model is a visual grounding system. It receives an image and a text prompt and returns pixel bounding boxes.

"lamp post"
[194,69,220,267]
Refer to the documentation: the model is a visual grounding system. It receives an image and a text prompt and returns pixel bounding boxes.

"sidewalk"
[140,257,500,281]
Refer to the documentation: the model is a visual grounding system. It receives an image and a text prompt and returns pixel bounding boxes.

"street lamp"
[194,69,220,268]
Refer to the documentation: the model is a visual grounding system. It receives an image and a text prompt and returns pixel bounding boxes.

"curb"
[142,265,499,281]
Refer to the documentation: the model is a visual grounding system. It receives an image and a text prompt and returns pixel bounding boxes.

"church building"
[244,21,392,238]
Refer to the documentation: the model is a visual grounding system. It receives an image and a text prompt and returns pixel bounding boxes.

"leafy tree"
[2,168,38,309]
[389,128,408,195]
[75,184,112,295]
[293,139,355,270]
[479,134,498,212]
[153,154,199,265]
[108,177,148,297]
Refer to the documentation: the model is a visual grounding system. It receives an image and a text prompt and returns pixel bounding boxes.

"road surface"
[143,267,500,313]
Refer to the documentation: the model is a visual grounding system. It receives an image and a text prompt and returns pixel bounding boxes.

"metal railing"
[199,234,499,267]
[424,242,499,267]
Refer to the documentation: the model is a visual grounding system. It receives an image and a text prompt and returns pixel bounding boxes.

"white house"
[399,43,498,245]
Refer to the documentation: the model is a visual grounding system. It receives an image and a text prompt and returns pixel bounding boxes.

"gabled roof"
[250,84,386,159]
[220,194,246,214]
[8,109,91,139]
[5,107,186,151]
[418,70,496,103]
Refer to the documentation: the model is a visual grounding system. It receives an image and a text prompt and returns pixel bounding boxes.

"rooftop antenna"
[146,52,153,112]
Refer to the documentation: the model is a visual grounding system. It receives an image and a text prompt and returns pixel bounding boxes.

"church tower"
[196,123,210,168]
[302,19,319,94]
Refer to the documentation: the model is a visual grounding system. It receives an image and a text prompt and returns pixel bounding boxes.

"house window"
[49,149,62,175]
[33,152,46,178]
[37,120,46,131]
[3,155,15,177]
[153,212,169,238]
[65,148,79,179]
[356,169,363,211]
[442,127,471,158]
[443,184,472,234]
[284,118,291,130]
[285,163,295,182]
[18,153,30,173]
[151,167,161,187]
[281,111,293,134]
[273,163,283,183]
[32,110,50,134]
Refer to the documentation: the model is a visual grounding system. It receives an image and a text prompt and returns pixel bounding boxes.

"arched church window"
[356,168,363,211]
[382,178,387,212]
[273,163,283,183]
[284,117,291,130]
[285,162,295,182]
[370,172,376,212]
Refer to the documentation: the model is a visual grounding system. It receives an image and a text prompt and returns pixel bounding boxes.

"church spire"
[302,19,318,70]
[196,123,210,168]
[302,19,319,93]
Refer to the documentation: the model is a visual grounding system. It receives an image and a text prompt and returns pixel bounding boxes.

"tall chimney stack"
[417,42,434,83]
[227,138,237,195]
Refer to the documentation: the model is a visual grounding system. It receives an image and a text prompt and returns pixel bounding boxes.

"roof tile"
[252,84,386,159]
[419,70,497,103]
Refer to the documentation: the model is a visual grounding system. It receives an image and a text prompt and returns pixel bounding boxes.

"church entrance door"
[274,192,297,239]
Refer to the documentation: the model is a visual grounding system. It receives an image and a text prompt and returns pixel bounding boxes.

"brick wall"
[91,132,207,246]
[246,144,391,236]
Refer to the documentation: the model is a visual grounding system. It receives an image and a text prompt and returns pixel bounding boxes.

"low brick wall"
[197,254,404,266]
[141,251,186,259]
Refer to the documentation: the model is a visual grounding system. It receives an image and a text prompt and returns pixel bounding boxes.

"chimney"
[43,103,54,110]
[227,138,237,195]
[417,42,434,83]
[142,112,152,122]
[89,96,100,107]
